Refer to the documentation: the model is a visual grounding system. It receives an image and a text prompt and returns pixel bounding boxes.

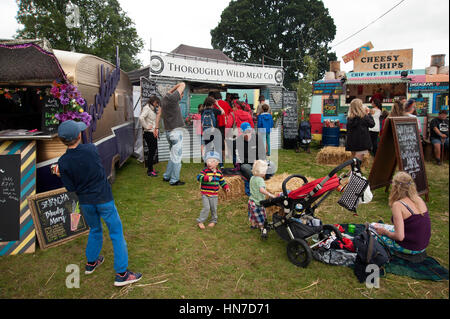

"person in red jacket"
[212,91,232,168]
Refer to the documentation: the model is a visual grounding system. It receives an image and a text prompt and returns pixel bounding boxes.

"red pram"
[260,158,366,267]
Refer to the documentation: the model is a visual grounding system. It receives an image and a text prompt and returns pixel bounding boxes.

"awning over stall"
[346,77,409,85]
[0,39,67,83]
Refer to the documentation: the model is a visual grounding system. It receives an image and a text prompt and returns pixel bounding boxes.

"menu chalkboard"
[392,118,428,196]
[41,96,61,134]
[323,98,339,116]
[282,91,298,146]
[141,77,160,107]
[312,81,343,95]
[28,188,89,250]
[0,154,21,242]
[369,117,429,200]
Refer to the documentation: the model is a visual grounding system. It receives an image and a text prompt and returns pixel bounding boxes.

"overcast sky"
[1,0,448,73]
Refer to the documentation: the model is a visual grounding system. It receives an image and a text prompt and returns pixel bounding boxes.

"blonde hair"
[389,171,420,208]
[347,98,366,118]
[252,160,268,177]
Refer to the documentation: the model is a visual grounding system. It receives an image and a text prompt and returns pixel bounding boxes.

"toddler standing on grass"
[248,160,276,237]
[196,151,230,229]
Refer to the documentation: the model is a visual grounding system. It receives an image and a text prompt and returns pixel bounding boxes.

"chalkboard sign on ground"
[28,187,89,250]
[282,91,298,148]
[41,96,61,134]
[0,154,21,242]
[369,117,429,200]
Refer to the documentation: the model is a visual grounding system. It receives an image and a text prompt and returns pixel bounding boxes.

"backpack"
[201,108,216,129]
[352,223,391,283]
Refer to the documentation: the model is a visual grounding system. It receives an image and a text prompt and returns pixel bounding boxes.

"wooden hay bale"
[218,175,245,201]
[316,146,369,168]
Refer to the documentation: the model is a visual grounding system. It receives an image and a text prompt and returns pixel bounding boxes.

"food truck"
[0,39,135,193]
[310,48,449,143]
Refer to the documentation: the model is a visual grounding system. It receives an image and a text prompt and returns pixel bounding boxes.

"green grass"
[0,147,448,299]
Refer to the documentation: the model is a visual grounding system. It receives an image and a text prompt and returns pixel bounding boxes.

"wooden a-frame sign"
[369,117,429,201]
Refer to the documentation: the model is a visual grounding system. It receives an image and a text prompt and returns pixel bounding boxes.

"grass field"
[0,147,448,299]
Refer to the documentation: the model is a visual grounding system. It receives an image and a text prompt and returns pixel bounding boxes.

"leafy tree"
[293,55,318,120]
[211,0,337,87]
[15,0,143,72]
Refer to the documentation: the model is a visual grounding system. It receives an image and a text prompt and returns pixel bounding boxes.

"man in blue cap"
[234,122,266,180]
[55,120,142,287]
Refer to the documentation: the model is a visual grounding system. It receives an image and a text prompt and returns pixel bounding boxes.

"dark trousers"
[143,131,158,172]
[370,131,379,156]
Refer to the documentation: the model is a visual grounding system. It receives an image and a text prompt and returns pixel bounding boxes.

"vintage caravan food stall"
[310,48,449,144]
[0,39,134,255]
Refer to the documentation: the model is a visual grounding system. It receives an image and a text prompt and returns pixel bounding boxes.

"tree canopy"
[15,0,144,72]
[211,0,337,88]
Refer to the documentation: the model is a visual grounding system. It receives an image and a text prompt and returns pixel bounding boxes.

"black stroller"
[295,121,312,153]
[260,158,369,267]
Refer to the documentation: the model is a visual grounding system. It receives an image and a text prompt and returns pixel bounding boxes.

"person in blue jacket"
[55,120,142,287]
[257,104,274,156]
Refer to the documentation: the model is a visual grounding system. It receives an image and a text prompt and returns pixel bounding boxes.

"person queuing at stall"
[55,120,142,287]
[256,94,271,115]
[257,104,274,156]
[404,98,422,134]
[212,91,232,169]
[159,82,186,186]
[192,104,204,158]
[372,171,431,255]
[369,99,382,156]
[430,109,449,165]
[345,98,375,162]
[201,96,224,160]
[139,95,161,177]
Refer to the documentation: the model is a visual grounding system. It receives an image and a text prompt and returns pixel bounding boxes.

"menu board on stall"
[369,117,429,200]
[41,96,61,134]
[282,91,298,146]
[140,77,160,107]
[28,187,89,250]
[312,82,343,95]
[323,98,339,116]
[0,154,21,242]
[414,98,429,116]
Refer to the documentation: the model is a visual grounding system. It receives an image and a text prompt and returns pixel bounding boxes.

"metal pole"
[149,37,152,80]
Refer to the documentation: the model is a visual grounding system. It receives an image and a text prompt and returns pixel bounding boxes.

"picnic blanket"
[314,223,449,281]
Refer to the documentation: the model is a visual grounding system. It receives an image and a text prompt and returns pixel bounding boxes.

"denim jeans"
[80,200,128,273]
[164,128,183,183]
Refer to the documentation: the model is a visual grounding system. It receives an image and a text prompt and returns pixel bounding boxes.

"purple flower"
[60,97,70,105]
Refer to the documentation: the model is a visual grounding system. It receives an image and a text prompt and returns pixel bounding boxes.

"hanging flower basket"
[50,80,92,126]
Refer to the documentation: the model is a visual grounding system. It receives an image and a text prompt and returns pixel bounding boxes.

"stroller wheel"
[286,238,312,268]
[320,224,343,241]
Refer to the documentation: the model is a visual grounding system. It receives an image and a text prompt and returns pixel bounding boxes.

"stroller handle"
[282,175,308,196]
[260,195,284,208]
[328,158,361,177]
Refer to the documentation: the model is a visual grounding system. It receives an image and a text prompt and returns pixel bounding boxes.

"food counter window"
[345,82,407,104]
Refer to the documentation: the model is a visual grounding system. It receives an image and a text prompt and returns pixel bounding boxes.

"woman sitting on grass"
[373,171,431,255]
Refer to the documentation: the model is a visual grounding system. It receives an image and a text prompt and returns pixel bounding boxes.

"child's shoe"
[114,270,142,287]
[85,255,104,274]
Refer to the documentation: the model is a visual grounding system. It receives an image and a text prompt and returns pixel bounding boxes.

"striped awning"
[346,78,408,85]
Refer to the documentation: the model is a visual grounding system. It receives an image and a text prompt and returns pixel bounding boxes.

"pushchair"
[295,121,312,153]
[260,158,368,268]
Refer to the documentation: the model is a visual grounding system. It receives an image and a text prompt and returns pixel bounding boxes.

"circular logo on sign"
[150,56,164,74]
[275,70,284,84]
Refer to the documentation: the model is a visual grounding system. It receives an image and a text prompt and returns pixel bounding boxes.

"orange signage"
[342,42,374,63]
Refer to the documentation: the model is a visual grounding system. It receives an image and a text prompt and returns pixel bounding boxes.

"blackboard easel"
[369,117,429,201]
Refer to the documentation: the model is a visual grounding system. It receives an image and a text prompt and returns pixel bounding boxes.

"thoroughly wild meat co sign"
[149,54,284,86]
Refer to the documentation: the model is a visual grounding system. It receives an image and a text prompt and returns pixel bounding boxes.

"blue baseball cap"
[240,122,252,133]
[58,120,87,141]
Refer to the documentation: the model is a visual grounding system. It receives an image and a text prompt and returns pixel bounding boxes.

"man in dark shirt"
[430,109,449,165]
[234,122,266,180]
[56,120,142,287]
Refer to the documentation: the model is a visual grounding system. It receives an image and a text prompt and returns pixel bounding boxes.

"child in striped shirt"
[196,151,230,229]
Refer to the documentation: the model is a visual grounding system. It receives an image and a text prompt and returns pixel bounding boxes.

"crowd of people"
[50,82,444,287]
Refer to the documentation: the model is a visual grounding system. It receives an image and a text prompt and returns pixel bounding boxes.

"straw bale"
[316,146,370,168]
[218,175,245,201]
